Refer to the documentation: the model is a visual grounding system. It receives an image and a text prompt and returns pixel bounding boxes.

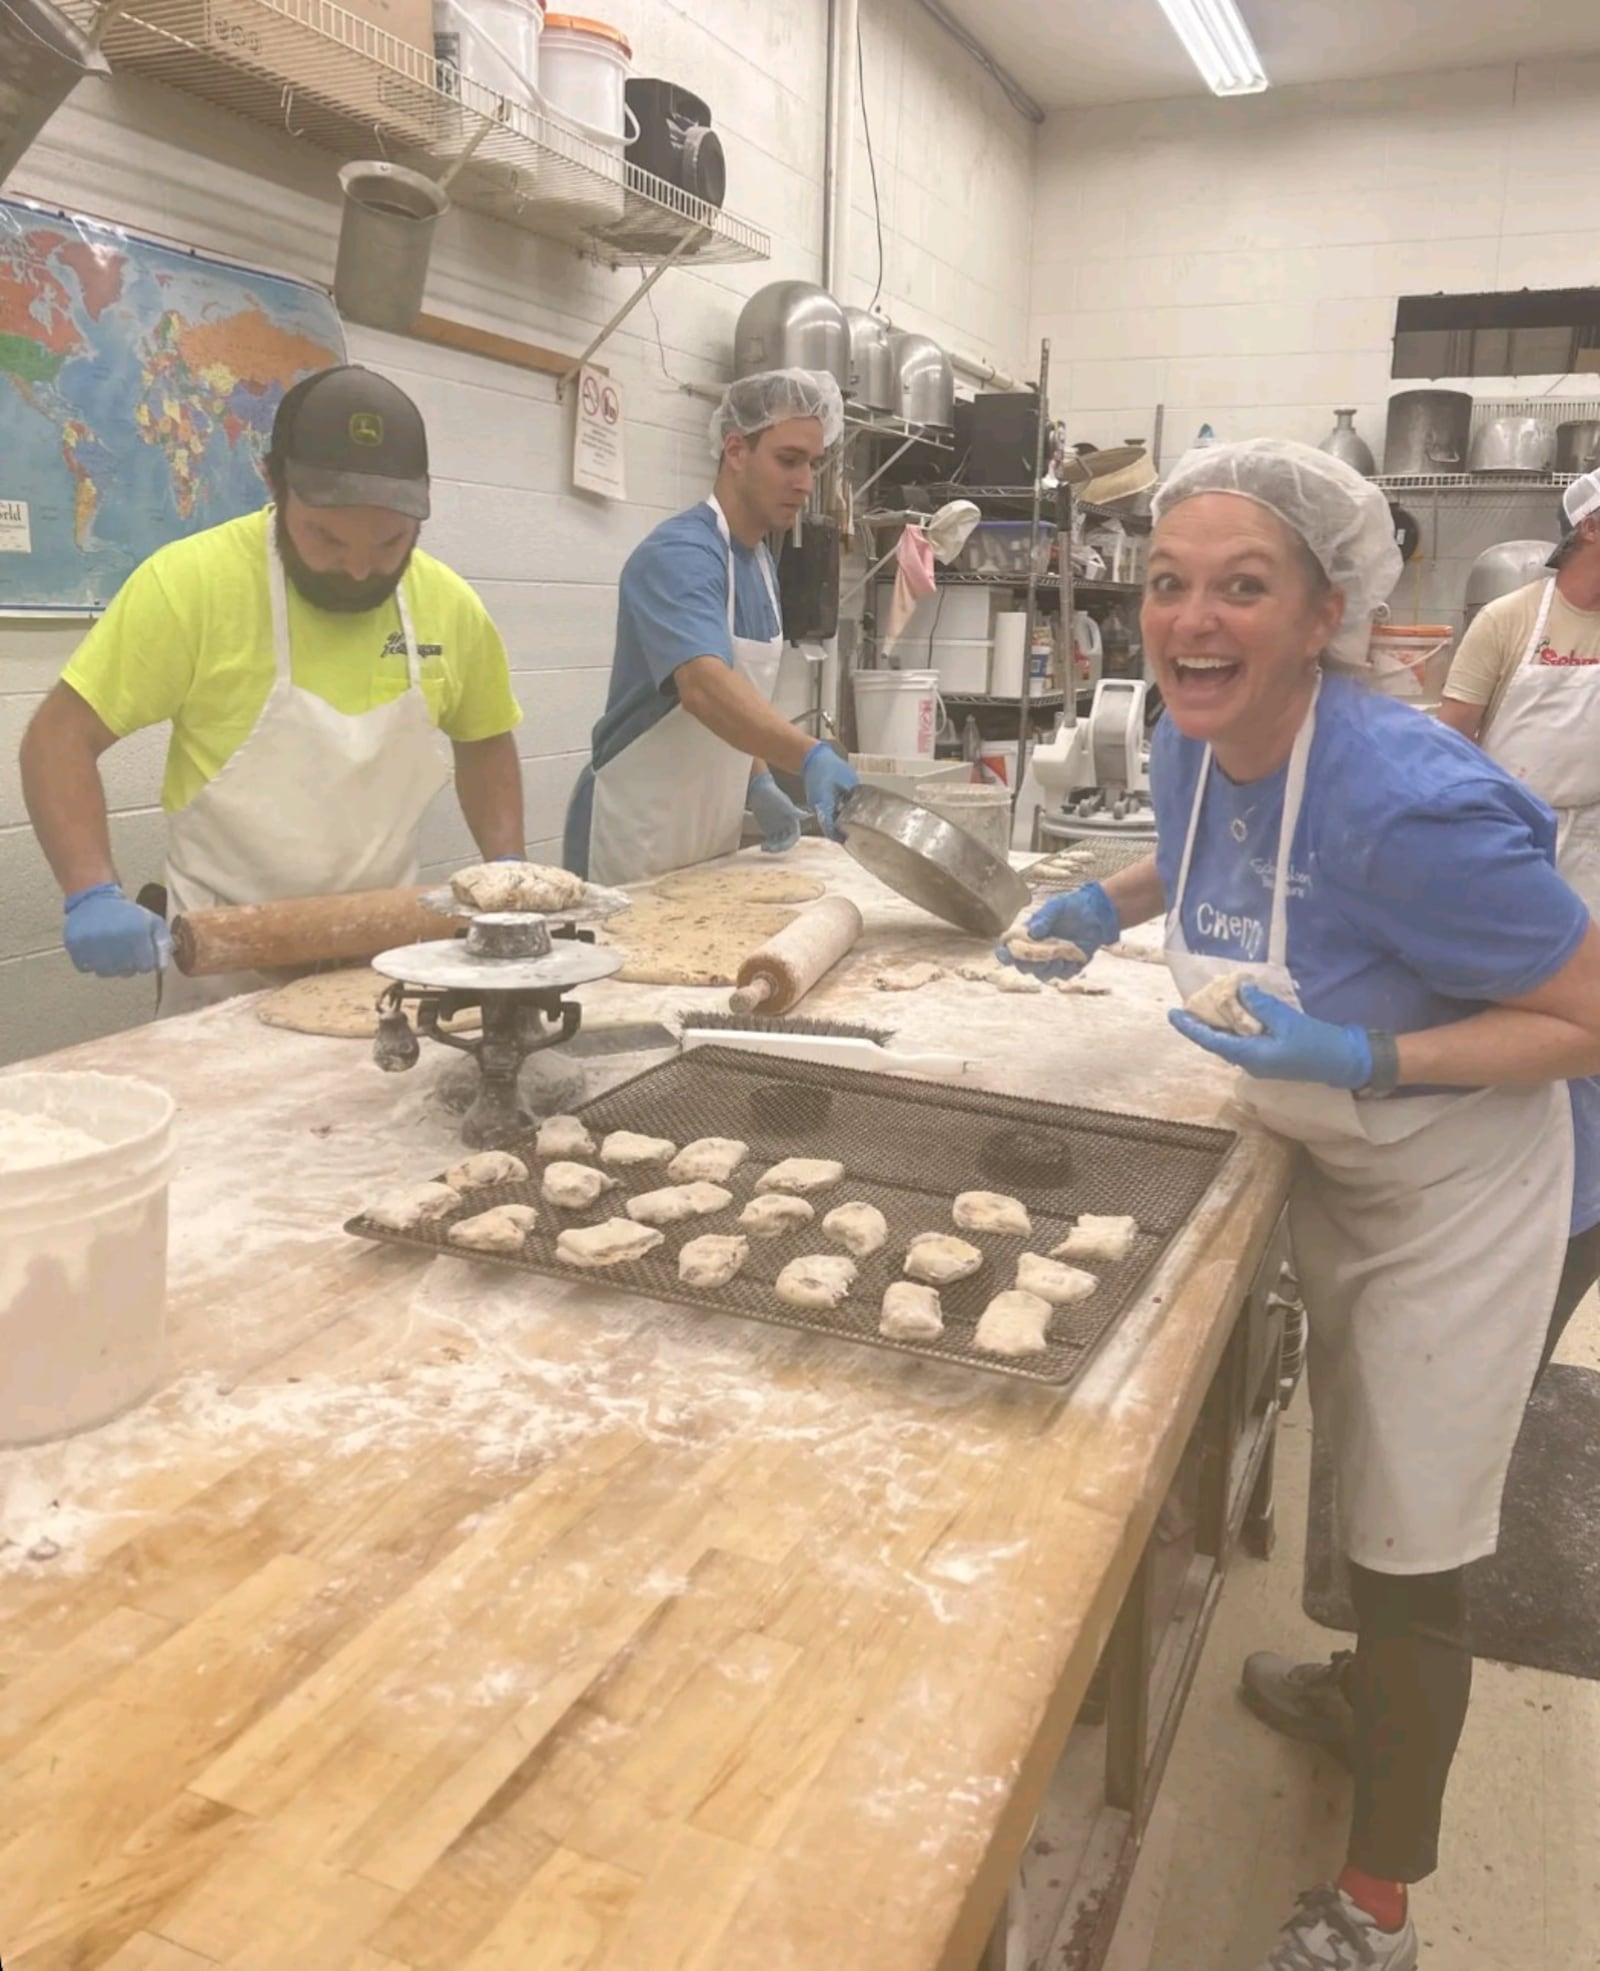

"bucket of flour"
[0,1071,177,1446]
[853,669,943,759]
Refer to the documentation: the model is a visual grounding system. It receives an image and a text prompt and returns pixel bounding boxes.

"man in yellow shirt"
[19,366,525,994]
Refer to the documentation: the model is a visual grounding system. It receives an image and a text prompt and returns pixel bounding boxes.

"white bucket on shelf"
[0,1071,177,1446]
[538,12,636,225]
[853,669,944,759]
[434,0,543,111]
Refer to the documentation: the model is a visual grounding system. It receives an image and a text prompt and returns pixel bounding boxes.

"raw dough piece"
[650,867,824,907]
[1052,978,1110,997]
[1106,941,1167,966]
[600,1130,679,1168]
[1016,1252,1098,1305]
[874,961,945,992]
[668,1136,750,1184]
[542,1161,618,1209]
[955,960,1001,984]
[739,1194,817,1238]
[257,967,480,1039]
[823,1201,889,1259]
[879,1281,945,1340]
[904,1233,984,1285]
[975,1288,1053,1357]
[775,1254,858,1310]
[1004,934,1087,966]
[451,860,586,914]
[625,1182,735,1228]
[448,1203,539,1253]
[1053,1214,1139,1264]
[1183,972,1264,1037]
[953,1190,1032,1236]
[367,1181,460,1231]
[536,1114,596,1159]
[445,1150,529,1190]
[678,1233,749,1289]
[601,899,797,987]
[755,1157,846,1196]
[992,967,1044,995]
[555,1220,666,1269]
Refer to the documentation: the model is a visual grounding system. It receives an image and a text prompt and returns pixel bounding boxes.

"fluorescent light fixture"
[1155,0,1269,96]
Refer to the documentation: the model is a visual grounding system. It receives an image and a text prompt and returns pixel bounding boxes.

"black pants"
[1540,1220,1600,1377]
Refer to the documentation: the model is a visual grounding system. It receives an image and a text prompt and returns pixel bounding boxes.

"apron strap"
[707,493,783,644]
[1517,577,1558,673]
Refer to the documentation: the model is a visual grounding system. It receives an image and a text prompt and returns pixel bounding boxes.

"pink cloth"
[886,523,936,645]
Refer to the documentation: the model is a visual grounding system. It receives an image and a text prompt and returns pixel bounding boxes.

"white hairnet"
[1152,438,1402,668]
[709,368,845,460]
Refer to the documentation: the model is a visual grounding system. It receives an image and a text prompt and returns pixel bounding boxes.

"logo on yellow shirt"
[382,631,443,659]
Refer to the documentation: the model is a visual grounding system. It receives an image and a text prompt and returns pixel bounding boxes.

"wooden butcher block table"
[0,841,1292,1971]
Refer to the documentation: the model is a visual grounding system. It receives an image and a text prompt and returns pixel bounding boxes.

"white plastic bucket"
[1364,624,1454,705]
[434,0,542,112]
[916,778,1012,861]
[992,613,1027,696]
[0,1071,177,1446]
[853,669,944,759]
[539,13,635,224]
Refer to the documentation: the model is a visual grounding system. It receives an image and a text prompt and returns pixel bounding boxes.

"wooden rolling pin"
[728,897,864,1016]
[171,886,459,977]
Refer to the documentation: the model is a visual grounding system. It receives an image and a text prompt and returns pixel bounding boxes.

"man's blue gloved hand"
[801,743,860,843]
[748,771,806,855]
[1168,982,1374,1089]
[63,883,172,979]
[995,881,1120,982]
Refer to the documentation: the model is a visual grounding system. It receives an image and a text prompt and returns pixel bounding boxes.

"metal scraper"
[678,1010,978,1081]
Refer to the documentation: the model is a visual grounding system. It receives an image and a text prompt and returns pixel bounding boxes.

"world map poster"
[0,198,345,613]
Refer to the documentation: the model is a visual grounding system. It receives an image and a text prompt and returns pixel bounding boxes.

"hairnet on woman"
[1002,438,1600,1971]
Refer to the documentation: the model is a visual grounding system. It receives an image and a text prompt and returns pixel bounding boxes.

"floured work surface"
[349,1045,1236,1389]
[597,897,800,985]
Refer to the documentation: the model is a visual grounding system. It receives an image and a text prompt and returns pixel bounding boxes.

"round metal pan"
[371,939,623,993]
[838,784,1030,938]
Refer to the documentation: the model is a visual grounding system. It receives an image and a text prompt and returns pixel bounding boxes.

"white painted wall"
[0,0,1036,1066]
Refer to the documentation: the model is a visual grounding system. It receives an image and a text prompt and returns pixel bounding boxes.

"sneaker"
[1253,1886,1418,1970]
[1240,1648,1355,1765]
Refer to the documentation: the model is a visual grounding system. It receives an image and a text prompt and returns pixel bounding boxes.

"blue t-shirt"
[1150,674,1599,1232]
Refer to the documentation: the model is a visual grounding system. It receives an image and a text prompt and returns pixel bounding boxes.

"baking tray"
[346,1047,1237,1390]
[1028,836,1159,894]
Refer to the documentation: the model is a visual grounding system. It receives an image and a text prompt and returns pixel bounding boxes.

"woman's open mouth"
[1168,654,1242,697]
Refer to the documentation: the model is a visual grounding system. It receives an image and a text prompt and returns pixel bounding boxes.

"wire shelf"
[68,0,770,267]
[942,690,1065,708]
[1372,472,1575,494]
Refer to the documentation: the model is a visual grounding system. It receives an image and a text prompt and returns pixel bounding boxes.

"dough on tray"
[1003,933,1087,966]
[541,1161,618,1210]
[975,1289,1053,1357]
[367,1181,461,1231]
[1052,1214,1138,1264]
[775,1254,858,1310]
[904,1233,984,1285]
[739,1194,817,1238]
[451,860,586,914]
[555,1220,665,1269]
[625,1182,735,1228]
[448,1204,539,1253]
[953,1191,1032,1236]
[1016,1252,1097,1306]
[879,1281,945,1341]
[678,1234,749,1290]
[822,1201,889,1259]
[755,1157,846,1196]
[600,1131,679,1168]
[668,1136,750,1184]
[536,1114,596,1159]
[873,961,945,992]
[445,1150,529,1191]
[1183,972,1264,1037]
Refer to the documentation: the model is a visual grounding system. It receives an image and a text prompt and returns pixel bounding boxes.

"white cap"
[1562,470,1600,529]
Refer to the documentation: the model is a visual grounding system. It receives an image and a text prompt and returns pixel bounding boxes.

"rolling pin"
[171,886,459,977]
[728,897,864,1016]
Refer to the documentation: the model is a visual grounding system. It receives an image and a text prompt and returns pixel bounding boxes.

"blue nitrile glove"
[801,742,860,843]
[63,883,172,979]
[748,770,805,855]
[1168,982,1374,1089]
[995,881,1120,982]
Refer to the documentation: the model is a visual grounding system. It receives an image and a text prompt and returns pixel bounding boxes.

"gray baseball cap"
[272,365,431,520]
[1548,468,1600,568]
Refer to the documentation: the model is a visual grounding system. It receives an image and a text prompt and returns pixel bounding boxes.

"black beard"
[273,508,413,614]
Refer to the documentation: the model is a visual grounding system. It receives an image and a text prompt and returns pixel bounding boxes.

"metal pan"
[838,783,1030,938]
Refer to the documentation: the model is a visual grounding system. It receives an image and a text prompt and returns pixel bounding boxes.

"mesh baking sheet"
[346,1047,1237,1389]
[1028,837,1159,894]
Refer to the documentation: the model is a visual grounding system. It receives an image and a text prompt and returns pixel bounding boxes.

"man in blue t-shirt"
[564,369,858,885]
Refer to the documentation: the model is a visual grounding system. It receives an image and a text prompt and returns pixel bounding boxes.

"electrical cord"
[856,18,885,311]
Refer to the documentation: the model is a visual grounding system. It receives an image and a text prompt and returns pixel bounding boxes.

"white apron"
[586,495,784,888]
[1166,679,1573,1571]
[1478,576,1600,913]
[162,529,452,1009]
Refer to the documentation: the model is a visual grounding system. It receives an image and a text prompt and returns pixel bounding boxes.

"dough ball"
[755,1157,846,1196]
[1052,1214,1138,1264]
[555,1220,665,1269]
[992,968,1043,995]
[953,1190,1032,1236]
[879,1281,944,1341]
[448,1203,539,1253]
[452,860,586,914]
[874,961,944,992]
[447,863,521,912]
[668,1137,750,1184]
[975,1289,1053,1357]
[536,1114,596,1159]
[368,1181,461,1231]
[822,1201,889,1259]
[625,1182,735,1228]
[445,1150,529,1191]
[600,1131,679,1168]
[679,1234,749,1290]
[1016,1252,1097,1306]
[542,1161,618,1210]
[1183,972,1264,1037]
[904,1233,984,1285]
[739,1194,817,1238]
[775,1254,858,1310]
[1003,934,1086,966]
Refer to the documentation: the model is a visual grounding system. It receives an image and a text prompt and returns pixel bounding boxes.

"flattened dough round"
[822,1202,889,1259]
[953,1191,1032,1236]
[679,1234,749,1289]
[1183,972,1264,1037]
[536,1115,596,1159]
[975,1288,1053,1357]
[624,1182,735,1228]
[1015,1252,1097,1305]
[668,1137,750,1184]
[873,961,945,992]
[775,1254,858,1310]
[542,1161,618,1209]
[755,1157,845,1196]
[555,1220,665,1269]
[1004,934,1086,966]
[446,1150,528,1190]
[904,1233,984,1285]
[258,967,480,1039]
[880,1281,944,1341]
[600,1131,678,1168]
[739,1195,816,1238]
[448,1203,539,1253]
[367,1181,461,1231]
[649,867,825,907]
[1052,1214,1138,1264]
[600,900,798,987]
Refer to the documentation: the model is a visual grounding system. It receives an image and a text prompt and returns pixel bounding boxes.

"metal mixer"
[369,911,622,1148]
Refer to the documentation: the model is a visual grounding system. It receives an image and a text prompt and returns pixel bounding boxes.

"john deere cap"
[272,365,430,520]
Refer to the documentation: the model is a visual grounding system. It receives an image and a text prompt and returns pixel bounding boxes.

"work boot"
[1240,1647,1355,1765]
[1252,1886,1418,1970]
